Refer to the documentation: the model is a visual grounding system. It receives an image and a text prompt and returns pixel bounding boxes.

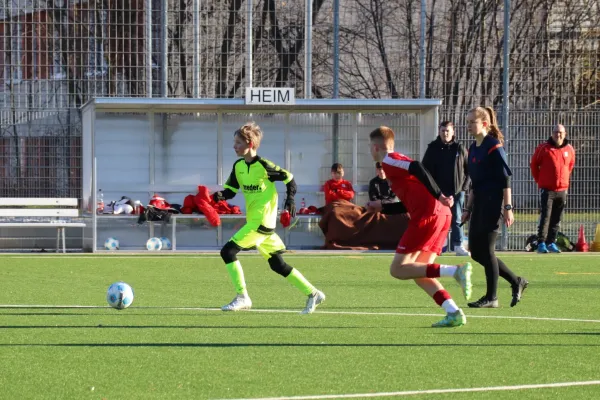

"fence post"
[193,0,201,98]
[419,0,426,98]
[501,0,511,250]
[332,0,340,163]
[161,0,168,97]
[146,0,152,97]
[304,0,313,99]
[246,0,253,89]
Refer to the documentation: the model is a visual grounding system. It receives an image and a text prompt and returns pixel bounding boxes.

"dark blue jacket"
[468,135,512,194]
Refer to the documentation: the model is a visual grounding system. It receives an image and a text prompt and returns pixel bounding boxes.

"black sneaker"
[468,296,499,308]
[510,277,529,307]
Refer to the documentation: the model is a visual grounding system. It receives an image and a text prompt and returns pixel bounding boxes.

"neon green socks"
[226,262,316,297]
[286,268,316,296]
[225,261,247,295]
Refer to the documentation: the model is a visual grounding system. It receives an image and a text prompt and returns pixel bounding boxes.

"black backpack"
[525,232,574,252]
[138,206,172,224]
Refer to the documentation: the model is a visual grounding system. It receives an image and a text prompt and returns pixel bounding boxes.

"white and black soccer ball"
[106,281,134,310]
[160,237,172,250]
[104,237,119,250]
[146,237,162,251]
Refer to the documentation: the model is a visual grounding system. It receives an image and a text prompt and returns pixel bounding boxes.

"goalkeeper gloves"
[284,197,296,218]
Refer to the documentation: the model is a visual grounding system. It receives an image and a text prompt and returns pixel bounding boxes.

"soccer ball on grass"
[106,282,134,310]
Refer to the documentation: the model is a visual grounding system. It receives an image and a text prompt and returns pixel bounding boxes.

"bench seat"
[0,198,85,253]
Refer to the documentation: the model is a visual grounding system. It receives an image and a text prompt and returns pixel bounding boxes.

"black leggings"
[469,232,518,299]
[469,191,519,299]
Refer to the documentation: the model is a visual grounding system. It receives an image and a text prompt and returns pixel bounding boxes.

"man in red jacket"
[322,163,355,204]
[530,124,575,253]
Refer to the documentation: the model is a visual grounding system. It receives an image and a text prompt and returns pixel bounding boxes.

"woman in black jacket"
[462,107,528,308]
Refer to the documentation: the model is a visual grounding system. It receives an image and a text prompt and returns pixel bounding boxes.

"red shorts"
[396,214,451,256]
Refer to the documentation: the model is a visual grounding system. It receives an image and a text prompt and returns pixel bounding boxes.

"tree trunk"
[267,0,326,91]
[425,0,437,97]
[216,0,244,98]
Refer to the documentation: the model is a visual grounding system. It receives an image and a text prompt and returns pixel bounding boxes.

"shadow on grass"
[0,342,599,347]
[0,325,375,329]
[436,332,600,336]
[255,306,429,310]
[0,312,228,317]
[0,313,102,316]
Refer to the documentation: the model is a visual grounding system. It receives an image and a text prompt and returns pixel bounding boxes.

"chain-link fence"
[1,0,599,248]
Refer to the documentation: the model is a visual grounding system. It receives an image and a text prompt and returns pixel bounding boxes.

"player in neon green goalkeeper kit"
[212,122,325,314]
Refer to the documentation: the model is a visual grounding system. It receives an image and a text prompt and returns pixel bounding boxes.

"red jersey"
[381,152,450,219]
[323,179,355,204]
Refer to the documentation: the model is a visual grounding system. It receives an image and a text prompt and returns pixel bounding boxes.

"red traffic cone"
[576,224,589,252]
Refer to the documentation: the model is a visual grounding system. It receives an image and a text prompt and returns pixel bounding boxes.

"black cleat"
[511,277,529,307]
[468,296,499,308]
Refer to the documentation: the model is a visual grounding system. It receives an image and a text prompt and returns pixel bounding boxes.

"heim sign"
[245,87,295,105]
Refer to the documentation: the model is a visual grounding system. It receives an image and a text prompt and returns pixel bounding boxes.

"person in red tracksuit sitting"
[322,163,355,204]
[530,124,576,253]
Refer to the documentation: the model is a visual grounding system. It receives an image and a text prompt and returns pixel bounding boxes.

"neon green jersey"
[224,156,293,232]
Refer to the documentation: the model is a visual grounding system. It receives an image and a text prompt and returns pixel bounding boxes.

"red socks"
[426,263,441,278]
[433,290,452,306]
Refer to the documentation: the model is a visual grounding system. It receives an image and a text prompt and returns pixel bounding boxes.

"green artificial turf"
[1,253,600,399]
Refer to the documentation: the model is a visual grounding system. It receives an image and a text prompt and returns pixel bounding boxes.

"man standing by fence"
[422,121,470,256]
[530,124,576,253]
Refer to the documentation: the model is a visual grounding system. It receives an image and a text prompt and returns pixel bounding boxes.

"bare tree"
[216,0,244,98]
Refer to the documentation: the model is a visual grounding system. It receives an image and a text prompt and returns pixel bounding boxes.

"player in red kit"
[366,126,473,327]
[323,163,355,204]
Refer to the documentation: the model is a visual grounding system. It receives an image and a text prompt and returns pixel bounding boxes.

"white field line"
[556,272,600,275]
[216,380,600,400]
[1,305,600,324]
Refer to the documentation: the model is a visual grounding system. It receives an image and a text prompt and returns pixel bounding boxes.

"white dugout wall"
[81,98,441,252]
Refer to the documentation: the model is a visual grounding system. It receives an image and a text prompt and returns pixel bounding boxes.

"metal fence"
[1,0,599,249]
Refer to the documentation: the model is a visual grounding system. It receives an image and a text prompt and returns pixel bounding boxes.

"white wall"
[93,112,426,210]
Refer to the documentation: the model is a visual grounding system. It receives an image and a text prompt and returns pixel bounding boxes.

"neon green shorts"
[231,224,286,259]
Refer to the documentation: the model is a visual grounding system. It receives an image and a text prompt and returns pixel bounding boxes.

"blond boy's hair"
[369,126,395,148]
[235,122,263,149]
